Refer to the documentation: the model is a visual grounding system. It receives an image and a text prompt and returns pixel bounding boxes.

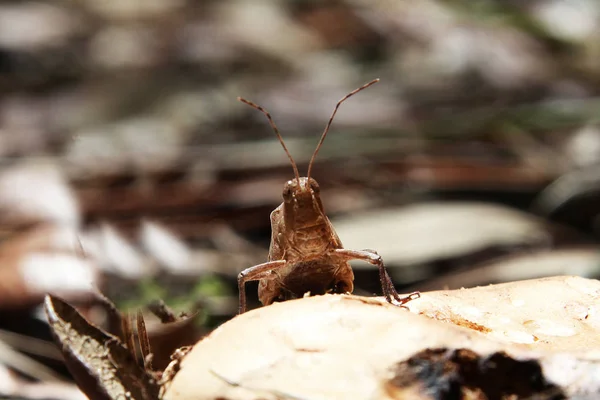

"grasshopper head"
[282,177,326,230]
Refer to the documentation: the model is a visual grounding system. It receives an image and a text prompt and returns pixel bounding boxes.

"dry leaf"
[44,295,159,400]
[0,224,99,308]
[333,202,550,268]
[81,223,154,278]
[140,220,191,274]
[416,247,600,291]
[0,162,79,227]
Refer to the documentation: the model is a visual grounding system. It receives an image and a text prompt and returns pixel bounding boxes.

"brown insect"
[237,79,420,314]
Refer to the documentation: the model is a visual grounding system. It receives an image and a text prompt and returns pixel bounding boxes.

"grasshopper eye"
[283,181,294,200]
[309,179,320,193]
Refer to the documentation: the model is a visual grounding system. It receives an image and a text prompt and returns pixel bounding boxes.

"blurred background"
[1,0,600,397]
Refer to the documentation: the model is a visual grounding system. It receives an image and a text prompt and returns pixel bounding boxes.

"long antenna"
[238,97,301,186]
[307,78,380,180]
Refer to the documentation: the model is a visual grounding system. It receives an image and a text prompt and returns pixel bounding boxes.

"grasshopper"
[237,79,419,314]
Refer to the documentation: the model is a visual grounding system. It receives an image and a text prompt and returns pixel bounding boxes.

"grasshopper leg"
[238,260,286,314]
[334,249,420,306]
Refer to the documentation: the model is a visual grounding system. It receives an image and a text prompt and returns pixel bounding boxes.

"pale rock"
[163,276,600,399]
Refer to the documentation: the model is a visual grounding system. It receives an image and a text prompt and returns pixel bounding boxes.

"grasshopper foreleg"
[334,249,419,306]
[238,260,286,314]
